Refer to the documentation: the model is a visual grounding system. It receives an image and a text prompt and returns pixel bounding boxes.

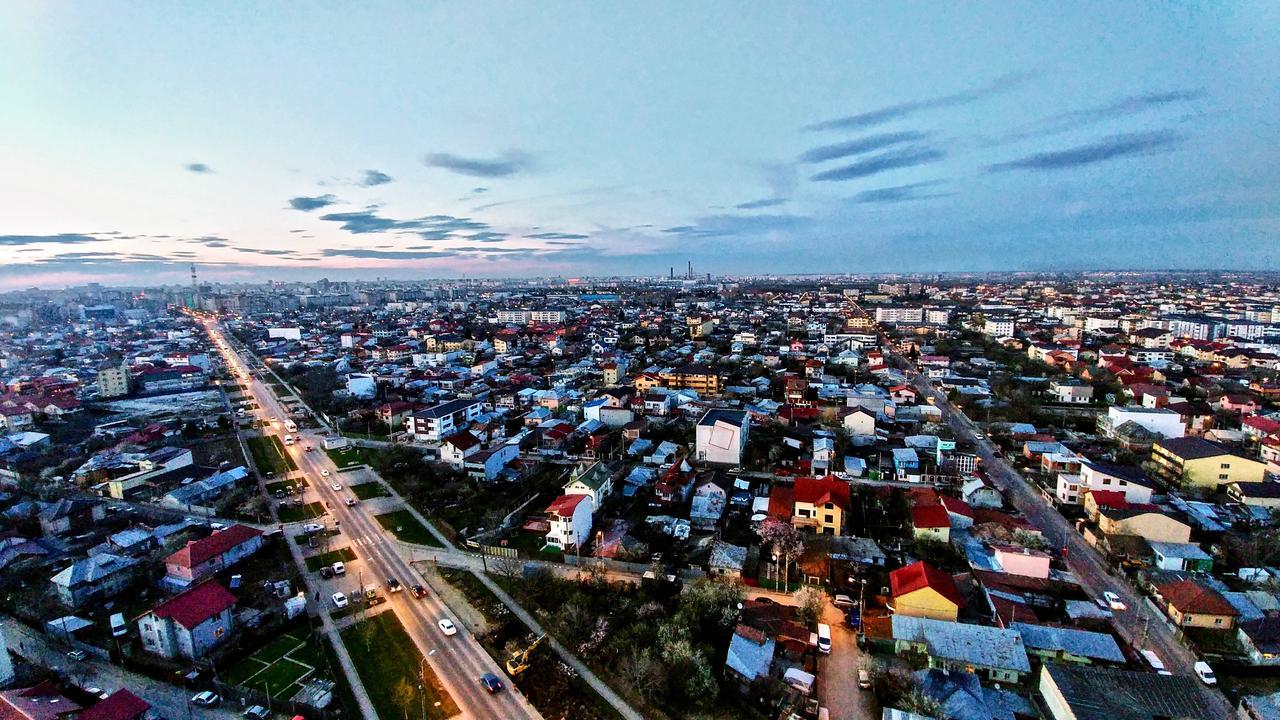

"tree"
[795,586,824,627]
[390,678,417,720]
[759,517,805,584]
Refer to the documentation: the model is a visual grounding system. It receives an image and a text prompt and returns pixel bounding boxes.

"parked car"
[191,691,221,707]
[66,649,87,661]
[302,523,325,535]
[832,594,856,609]
[1194,661,1217,685]
[331,592,349,609]
[438,618,458,636]
[816,623,832,654]
[332,561,346,576]
[1102,591,1126,611]
[319,566,335,579]
[479,673,503,694]
[243,705,271,720]
[857,669,871,690]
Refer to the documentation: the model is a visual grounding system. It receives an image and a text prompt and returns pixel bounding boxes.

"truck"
[285,420,298,433]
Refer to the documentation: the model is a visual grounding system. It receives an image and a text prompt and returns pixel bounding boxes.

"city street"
[206,320,542,720]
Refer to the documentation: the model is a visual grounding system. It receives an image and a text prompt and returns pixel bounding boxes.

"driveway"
[816,602,877,720]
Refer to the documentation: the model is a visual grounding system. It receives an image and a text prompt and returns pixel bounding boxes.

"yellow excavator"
[505,634,547,677]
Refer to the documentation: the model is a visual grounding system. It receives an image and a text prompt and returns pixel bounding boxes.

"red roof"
[767,485,794,520]
[546,493,588,518]
[166,524,263,569]
[1084,489,1128,509]
[792,476,851,511]
[79,690,150,720]
[1154,578,1239,617]
[149,582,236,630]
[911,503,951,529]
[939,496,974,519]
[890,561,963,607]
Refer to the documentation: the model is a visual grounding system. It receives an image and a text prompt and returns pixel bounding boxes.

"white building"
[404,398,485,443]
[984,316,1017,337]
[695,409,749,466]
[544,494,592,550]
[1101,406,1185,440]
[874,306,924,324]
[1055,458,1154,505]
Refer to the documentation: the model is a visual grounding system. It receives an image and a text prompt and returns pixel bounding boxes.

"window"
[1221,463,1230,469]
[824,514,835,525]
[1219,474,1229,480]
[1214,617,1224,626]
[1101,478,1111,485]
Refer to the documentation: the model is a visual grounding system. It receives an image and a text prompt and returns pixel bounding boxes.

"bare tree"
[390,678,417,720]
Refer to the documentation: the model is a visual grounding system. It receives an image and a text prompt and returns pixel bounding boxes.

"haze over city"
[3,2,1280,290]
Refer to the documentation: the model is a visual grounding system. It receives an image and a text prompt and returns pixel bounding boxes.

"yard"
[341,613,459,720]
[223,631,319,700]
[264,478,308,495]
[277,501,325,523]
[349,481,390,500]
[305,547,356,571]
[375,510,444,547]
[247,435,298,475]
[326,446,377,469]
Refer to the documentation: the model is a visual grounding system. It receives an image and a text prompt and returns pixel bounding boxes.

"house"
[1096,506,1191,543]
[911,504,951,542]
[890,561,963,621]
[1049,380,1094,404]
[1150,577,1239,630]
[0,682,82,720]
[724,625,775,692]
[841,407,877,436]
[439,431,482,468]
[38,498,106,538]
[1148,540,1213,573]
[1011,622,1125,665]
[137,581,237,660]
[404,397,484,442]
[768,476,850,535]
[1150,436,1267,489]
[1037,664,1216,720]
[563,460,619,513]
[1055,458,1154,506]
[690,476,727,530]
[709,540,747,578]
[891,615,1031,684]
[992,544,1051,579]
[160,465,248,510]
[1229,481,1280,509]
[78,690,150,720]
[915,668,1035,720]
[961,479,1003,509]
[50,553,141,608]
[544,493,592,550]
[695,409,749,466]
[164,524,264,589]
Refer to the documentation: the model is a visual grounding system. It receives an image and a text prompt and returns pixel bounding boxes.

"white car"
[330,482,342,491]
[1102,591,1126,611]
[191,691,221,707]
[437,618,458,636]
[331,592,349,608]
[1194,661,1217,685]
[321,469,331,477]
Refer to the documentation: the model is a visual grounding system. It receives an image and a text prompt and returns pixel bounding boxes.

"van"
[1139,649,1171,675]
[109,613,127,637]
[816,623,832,654]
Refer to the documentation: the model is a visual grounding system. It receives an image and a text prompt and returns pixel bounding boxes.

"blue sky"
[2,2,1279,288]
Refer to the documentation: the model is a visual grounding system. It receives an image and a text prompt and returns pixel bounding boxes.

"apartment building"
[404,397,485,442]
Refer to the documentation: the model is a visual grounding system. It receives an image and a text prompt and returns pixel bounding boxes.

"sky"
[2,2,1279,290]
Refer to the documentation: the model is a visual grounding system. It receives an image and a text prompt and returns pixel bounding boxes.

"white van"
[1140,649,1171,675]
[109,613,127,637]
[816,623,832,654]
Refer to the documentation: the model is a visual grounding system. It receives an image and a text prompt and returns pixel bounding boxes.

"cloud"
[321,248,460,260]
[850,181,950,204]
[288,194,339,211]
[798,131,930,163]
[358,169,394,187]
[805,73,1028,132]
[525,232,590,240]
[185,163,213,174]
[0,233,102,246]
[316,209,510,245]
[234,247,296,256]
[810,146,946,182]
[995,89,1202,144]
[662,213,808,239]
[180,235,231,248]
[734,198,787,210]
[460,232,508,243]
[423,150,534,178]
[472,187,489,194]
[986,130,1183,172]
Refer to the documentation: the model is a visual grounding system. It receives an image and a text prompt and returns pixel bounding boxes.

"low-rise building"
[137,581,237,660]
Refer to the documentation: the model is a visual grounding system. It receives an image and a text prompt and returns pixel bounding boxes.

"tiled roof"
[912,503,951,529]
[149,581,237,630]
[546,493,588,518]
[1154,578,1239,617]
[166,524,262,569]
[890,561,963,607]
[78,690,149,720]
[792,476,850,510]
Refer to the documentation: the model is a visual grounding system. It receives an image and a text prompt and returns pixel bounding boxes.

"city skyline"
[3,2,1280,290]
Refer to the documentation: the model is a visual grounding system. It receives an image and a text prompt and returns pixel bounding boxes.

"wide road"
[872,326,1231,718]
[204,320,541,720]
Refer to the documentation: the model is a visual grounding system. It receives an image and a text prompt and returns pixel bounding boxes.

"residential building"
[1095,506,1191,543]
[1037,664,1216,720]
[1098,406,1185,440]
[1150,436,1267,489]
[163,524,264,589]
[137,581,237,659]
[891,615,1031,684]
[1151,577,1239,630]
[563,460,618,513]
[890,561,962,621]
[404,397,484,442]
[911,504,951,542]
[767,476,850,535]
[50,553,141,608]
[544,493,591,550]
[695,409,749,466]
[1055,458,1153,506]
[96,361,130,398]
[1011,623,1125,665]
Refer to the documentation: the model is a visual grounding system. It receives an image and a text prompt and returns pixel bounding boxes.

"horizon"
[3,3,1279,289]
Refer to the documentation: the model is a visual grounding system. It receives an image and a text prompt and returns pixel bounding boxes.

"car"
[857,669,872,690]
[1194,661,1217,685]
[190,691,221,707]
[332,561,346,576]
[1102,591,1126,611]
[302,523,325,534]
[345,497,358,506]
[438,618,458,636]
[319,566,334,579]
[66,649,87,661]
[387,578,402,593]
[305,446,313,452]
[816,623,832,654]
[411,584,428,598]
[331,592,349,608]
[321,469,331,477]
[330,482,342,491]
[832,594,856,609]
[243,705,271,720]
[479,673,503,694]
